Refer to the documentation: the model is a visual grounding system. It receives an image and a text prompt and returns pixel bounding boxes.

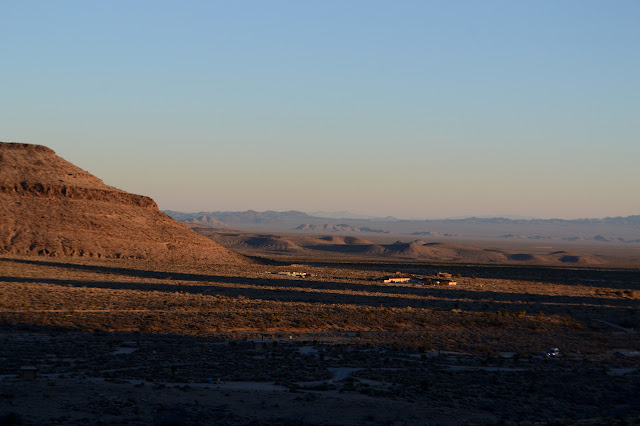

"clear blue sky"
[2,0,638,219]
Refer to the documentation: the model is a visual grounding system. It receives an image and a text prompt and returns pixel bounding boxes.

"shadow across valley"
[1,257,638,321]
[4,257,640,292]
[303,261,640,289]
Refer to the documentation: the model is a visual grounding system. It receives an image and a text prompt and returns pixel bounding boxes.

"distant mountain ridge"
[164,210,312,225]
[164,210,640,241]
[438,215,640,226]
[182,215,228,228]
[165,209,640,227]
[294,224,388,233]
[307,210,399,221]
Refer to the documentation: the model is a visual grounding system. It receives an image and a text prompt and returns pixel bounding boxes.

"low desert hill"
[0,142,246,264]
[188,227,619,266]
[184,215,228,228]
[311,236,375,245]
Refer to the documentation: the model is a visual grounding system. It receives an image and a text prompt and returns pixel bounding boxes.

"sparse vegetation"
[0,255,638,352]
[0,254,638,424]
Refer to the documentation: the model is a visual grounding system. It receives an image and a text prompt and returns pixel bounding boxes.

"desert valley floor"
[1,251,639,424]
[2,140,639,424]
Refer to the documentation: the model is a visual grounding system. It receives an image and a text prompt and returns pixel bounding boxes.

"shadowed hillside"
[0,142,246,264]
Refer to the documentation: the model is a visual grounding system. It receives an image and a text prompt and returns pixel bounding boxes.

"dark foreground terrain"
[1,255,639,424]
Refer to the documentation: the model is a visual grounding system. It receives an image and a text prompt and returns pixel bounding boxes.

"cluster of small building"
[383,272,457,286]
[271,271,308,278]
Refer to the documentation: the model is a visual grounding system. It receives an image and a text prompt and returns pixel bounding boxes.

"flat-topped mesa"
[0,142,55,153]
[0,141,247,263]
[0,142,156,208]
[0,142,105,186]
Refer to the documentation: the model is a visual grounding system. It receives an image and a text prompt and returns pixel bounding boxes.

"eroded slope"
[0,142,246,264]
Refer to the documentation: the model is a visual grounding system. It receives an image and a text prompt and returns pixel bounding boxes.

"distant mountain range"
[294,224,389,233]
[164,210,640,242]
[308,211,537,221]
[165,210,311,226]
[438,214,539,220]
[307,210,400,221]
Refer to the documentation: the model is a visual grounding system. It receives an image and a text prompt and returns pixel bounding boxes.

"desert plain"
[1,142,639,424]
[1,243,639,424]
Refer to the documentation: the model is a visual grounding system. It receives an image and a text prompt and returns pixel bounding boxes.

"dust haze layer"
[0,142,246,264]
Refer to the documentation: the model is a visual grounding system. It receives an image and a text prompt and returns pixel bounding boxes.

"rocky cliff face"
[0,142,247,263]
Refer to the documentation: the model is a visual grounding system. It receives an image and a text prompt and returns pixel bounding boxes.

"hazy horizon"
[2,1,638,220]
[164,207,636,222]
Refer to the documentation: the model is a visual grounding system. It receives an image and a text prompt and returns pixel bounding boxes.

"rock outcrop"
[0,142,247,263]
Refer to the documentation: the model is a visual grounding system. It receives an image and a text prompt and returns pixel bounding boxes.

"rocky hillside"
[0,142,246,264]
